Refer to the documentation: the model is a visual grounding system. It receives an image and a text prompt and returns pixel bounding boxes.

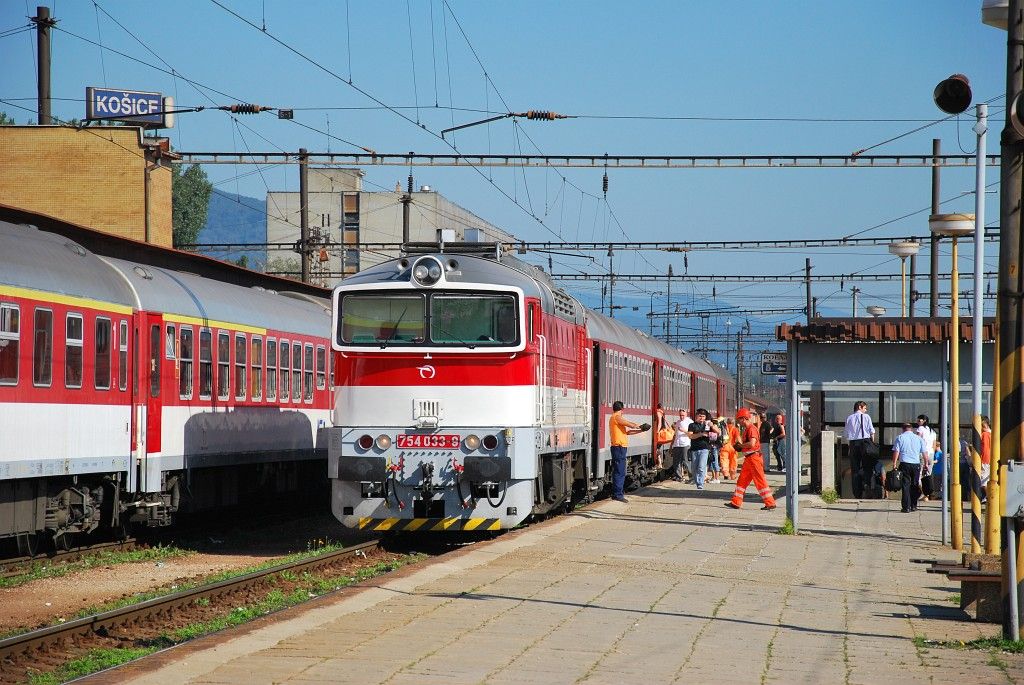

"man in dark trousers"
[608,401,648,503]
[891,422,925,513]
[844,401,876,498]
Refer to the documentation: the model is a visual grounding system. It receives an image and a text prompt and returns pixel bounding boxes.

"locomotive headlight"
[482,434,499,450]
[464,434,481,450]
[375,434,392,450]
[357,434,374,450]
[411,256,443,286]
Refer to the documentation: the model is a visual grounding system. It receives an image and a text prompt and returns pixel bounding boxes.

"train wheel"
[52,532,72,551]
[16,533,38,557]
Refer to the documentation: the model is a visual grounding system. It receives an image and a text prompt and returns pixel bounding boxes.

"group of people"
[844,401,993,512]
[609,401,779,510]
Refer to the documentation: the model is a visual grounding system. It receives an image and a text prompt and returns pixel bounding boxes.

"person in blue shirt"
[891,422,925,513]
[930,442,944,499]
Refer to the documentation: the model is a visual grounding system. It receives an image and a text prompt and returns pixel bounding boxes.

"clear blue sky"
[0,1,1007,367]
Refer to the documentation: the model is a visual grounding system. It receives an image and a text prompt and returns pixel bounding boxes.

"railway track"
[0,539,140,578]
[0,539,381,665]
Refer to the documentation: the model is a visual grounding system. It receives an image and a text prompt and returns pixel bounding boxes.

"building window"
[316,345,326,390]
[0,303,19,385]
[179,327,194,399]
[118,320,128,391]
[266,338,277,401]
[95,317,112,390]
[303,343,314,401]
[280,340,290,402]
[65,313,83,389]
[199,329,212,399]
[291,340,302,401]
[234,333,247,400]
[217,331,230,400]
[33,308,52,387]
[165,324,176,359]
[251,336,263,400]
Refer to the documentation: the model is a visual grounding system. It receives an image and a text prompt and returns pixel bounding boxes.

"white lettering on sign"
[96,93,161,117]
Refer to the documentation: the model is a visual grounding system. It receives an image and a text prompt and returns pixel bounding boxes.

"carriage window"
[199,330,212,399]
[33,308,52,387]
[251,337,263,400]
[95,318,112,390]
[291,341,302,401]
[338,294,425,345]
[430,294,518,346]
[65,313,83,389]
[0,303,19,385]
[179,327,194,399]
[165,324,176,359]
[217,332,230,400]
[303,343,314,401]
[316,345,326,390]
[234,333,247,400]
[149,324,160,397]
[280,340,290,402]
[266,338,277,401]
[118,320,128,391]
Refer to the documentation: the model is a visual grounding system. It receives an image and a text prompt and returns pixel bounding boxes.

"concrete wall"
[0,125,172,246]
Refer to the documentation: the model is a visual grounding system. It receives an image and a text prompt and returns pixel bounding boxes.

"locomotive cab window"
[65,313,83,389]
[430,293,518,347]
[338,294,425,345]
[0,303,19,385]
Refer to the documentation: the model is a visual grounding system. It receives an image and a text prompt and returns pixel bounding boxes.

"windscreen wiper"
[379,309,407,349]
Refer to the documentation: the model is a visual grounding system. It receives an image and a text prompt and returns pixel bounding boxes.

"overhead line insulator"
[221,104,271,114]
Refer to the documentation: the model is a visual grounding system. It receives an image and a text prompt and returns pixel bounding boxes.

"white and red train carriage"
[0,219,332,551]
[328,245,735,532]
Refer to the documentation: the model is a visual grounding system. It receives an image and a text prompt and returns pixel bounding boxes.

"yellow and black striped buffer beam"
[357,517,502,532]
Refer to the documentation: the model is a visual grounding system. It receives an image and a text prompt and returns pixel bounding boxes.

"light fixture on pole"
[888,241,921,317]
[866,305,886,318]
[930,212,975,553]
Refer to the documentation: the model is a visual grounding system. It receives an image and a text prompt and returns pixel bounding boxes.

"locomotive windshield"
[337,291,519,348]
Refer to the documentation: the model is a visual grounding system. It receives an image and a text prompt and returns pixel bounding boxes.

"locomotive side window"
[303,343,314,401]
[266,338,277,401]
[339,294,425,345]
[95,317,112,390]
[0,303,19,385]
[430,294,518,346]
[316,345,326,390]
[198,329,212,399]
[179,327,194,399]
[234,333,247,400]
[251,336,263,400]
[119,320,128,391]
[33,308,52,387]
[165,324,176,359]
[65,313,83,389]
[217,331,230,400]
[280,340,290,403]
[291,342,302,401]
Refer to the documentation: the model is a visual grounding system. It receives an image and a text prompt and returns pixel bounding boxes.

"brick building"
[0,125,175,247]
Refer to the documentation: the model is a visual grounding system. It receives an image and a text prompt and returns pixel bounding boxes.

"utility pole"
[31,6,54,125]
[665,265,672,338]
[736,330,743,409]
[401,173,413,248]
[812,296,818,319]
[998,0,1024,640]
[805,258,812,323]
[931,138,941,316]
[909,253,917,317]
[608,248,615,317]
[851,286,861,317]
[298,148,310,284]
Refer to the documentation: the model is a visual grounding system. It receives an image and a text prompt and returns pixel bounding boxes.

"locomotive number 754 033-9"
[396,434,461,449]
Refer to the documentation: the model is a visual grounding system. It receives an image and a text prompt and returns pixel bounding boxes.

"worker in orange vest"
[725,407,777,511]
[718,417,740,481]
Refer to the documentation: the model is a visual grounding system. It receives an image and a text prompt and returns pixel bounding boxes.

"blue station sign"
[86,87,170,126]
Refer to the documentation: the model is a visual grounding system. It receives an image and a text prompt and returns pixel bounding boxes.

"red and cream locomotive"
[328,245,734,532]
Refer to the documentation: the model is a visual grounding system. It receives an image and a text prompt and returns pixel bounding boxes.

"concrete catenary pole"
[32,6,54,125]
[970,103,987,554]
[804,258,811,324]
[909,253,917,317]
[299,148,309,284]
[930,139,941,317]
[999,0,1024,639]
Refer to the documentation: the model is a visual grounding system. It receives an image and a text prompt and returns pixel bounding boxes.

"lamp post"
[888,241,921,317]
[930,212,975,552]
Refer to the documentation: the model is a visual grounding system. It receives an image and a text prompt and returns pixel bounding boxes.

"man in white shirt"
[915,414,936,499]
[844,401,876,498]
[671,409,693,482]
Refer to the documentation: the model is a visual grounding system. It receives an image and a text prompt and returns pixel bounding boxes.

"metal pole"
[999,0,1024,640]
[931,139,941,317]
[401,173,412,249]
[941,338,950,546]
[951,237,963,551]
[1008,517,1020,641]
[736,330,743,410]
[852,287,859,317]
[971,103,988,554]
[608,248,615,317]
[665,266,672,339]
[33,6,53,125]
[787,340,799,531]
[989,306,1002,554]
[909,253,917,317]
[805,258,812,324]
[299,148,309,284]
[649,293,655,336]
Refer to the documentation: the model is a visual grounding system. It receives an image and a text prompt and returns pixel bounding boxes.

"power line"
[550,272,998,283]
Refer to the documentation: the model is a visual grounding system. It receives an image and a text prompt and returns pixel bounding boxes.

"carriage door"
[141,314,163,492]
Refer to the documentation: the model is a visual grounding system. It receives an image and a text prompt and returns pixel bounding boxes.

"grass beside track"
[0,546,187,589]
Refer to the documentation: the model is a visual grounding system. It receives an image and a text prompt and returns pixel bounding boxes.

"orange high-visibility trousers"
[719,446,738,479]
[730,454,775,507]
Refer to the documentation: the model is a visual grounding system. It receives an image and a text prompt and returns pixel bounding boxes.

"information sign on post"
[760,352,787,375]
[86,87,174,128]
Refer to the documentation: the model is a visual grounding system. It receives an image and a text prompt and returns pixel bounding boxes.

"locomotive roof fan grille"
[411,255,445,287]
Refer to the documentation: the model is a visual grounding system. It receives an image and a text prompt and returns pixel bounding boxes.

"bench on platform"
[914,553,1001,623]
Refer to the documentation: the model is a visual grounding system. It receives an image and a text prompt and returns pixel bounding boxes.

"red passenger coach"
[0,220,332,552]
[328,244,734,532]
